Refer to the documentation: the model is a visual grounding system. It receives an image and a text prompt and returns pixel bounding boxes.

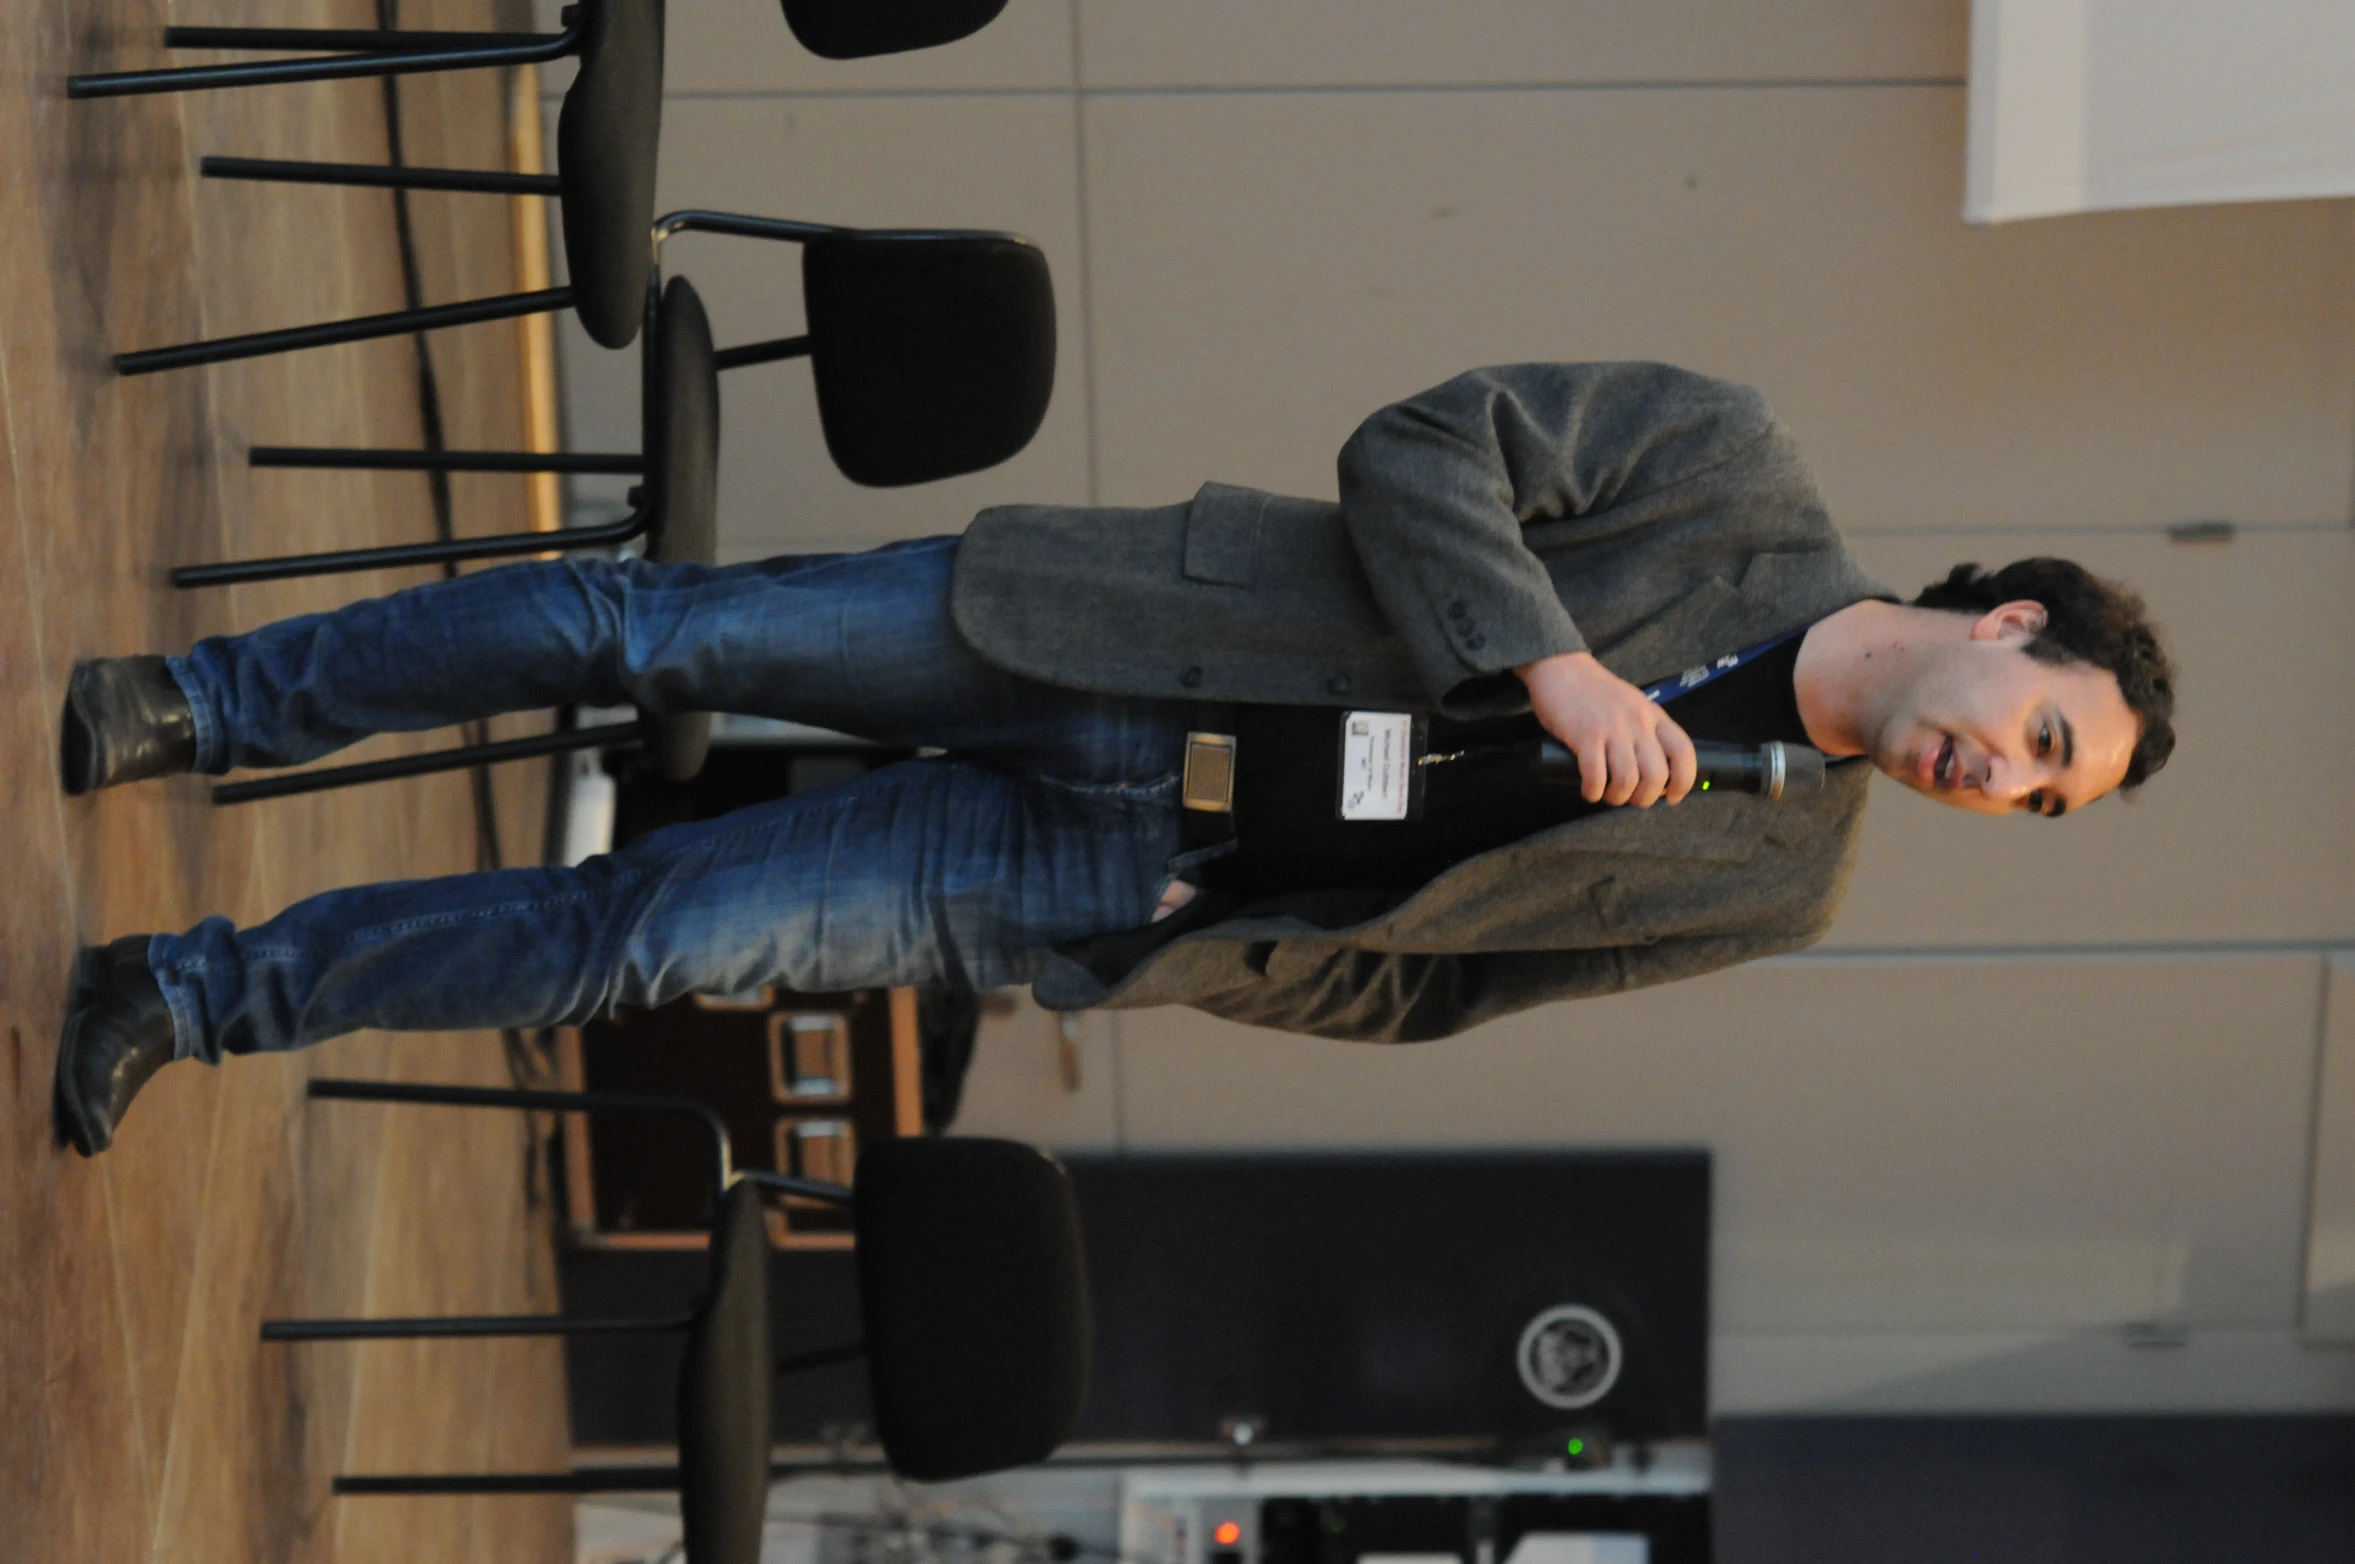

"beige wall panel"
[952,995,1125,1149]
[1077,0,1964,88]
[552,95,1091,557]
[1107,957,2322,1332]
[1824,529,2355,947]
[1716,1328,2355,1413]
[533,0,1073,94]
[1080,89,2355,531]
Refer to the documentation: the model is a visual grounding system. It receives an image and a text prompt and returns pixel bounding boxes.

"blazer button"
[1179,665,1204,689]
[1464,634,1486,651]
[1326,673,1352,696]
[1448,599,1469,620]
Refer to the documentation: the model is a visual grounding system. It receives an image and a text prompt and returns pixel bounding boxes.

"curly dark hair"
[1912,558,2176,790]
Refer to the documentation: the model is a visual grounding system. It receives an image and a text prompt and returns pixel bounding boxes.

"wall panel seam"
[612,78,1967,106]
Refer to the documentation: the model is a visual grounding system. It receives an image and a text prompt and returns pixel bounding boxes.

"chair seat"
[853,1138,1091,1481]
[558,0,665,348]
[677,1181,773,1564]
[783,0,1009,60]
[805,231,1056,487]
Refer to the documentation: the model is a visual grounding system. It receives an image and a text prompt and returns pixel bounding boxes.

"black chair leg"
[211,721,643,806]
[260,1080,739,1347]
[713,335,812,372]
[738,1168,854,1206]
[265,1309,693,1341]
[116,286,573,376]
[335,1467,686,1496]
[203,155,563,197]
[172,504,649,589]
[304,1078,735,1192]
[166,25,560,52]
[68,29,576,99]
[249,445,641,474]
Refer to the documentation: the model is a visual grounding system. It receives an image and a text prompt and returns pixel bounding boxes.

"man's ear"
[1971,599,2049,643]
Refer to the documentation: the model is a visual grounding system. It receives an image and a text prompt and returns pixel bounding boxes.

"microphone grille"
[1780,744,1827,797]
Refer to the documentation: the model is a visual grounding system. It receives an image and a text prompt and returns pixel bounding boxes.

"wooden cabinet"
[556,986,922,1250]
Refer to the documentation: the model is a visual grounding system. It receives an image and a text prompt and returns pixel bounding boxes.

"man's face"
[1870,602,2140,818]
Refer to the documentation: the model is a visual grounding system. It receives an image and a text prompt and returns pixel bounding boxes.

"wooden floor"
[0,1,574,1560]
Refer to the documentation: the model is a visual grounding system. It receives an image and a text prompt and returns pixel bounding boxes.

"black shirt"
[1204,634,1813,899]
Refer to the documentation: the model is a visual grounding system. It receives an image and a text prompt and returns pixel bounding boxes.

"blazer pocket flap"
[1183,481,1266,586]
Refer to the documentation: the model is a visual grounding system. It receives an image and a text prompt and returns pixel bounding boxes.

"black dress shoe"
[61,656,197,795]
[55,936,179,1157]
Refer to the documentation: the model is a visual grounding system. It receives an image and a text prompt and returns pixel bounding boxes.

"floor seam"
[139,1068,230,1564]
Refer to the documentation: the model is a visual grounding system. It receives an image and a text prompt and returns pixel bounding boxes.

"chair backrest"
[853,1138,1091,1482]
[558,0,666,349]
[642,274,720,781]
[678,1181,774,1564]
[803,231,1057,487]
[782,0,1008,60]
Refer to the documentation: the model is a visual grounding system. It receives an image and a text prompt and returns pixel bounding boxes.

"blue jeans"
[151,537,1194,1063]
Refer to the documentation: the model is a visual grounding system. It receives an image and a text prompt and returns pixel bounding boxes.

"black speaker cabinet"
[1064,1151,1709,1448]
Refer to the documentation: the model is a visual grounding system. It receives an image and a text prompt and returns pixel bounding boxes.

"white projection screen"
[1966,0,2355,223]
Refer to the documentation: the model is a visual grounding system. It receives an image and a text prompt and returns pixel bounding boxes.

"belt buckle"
[1181,731,1237,812]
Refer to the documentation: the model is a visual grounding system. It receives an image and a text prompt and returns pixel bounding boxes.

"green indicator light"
[1566,1438,1584,1456]
[1699,780,1710,790]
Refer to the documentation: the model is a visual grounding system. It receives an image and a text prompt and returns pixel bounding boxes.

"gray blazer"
[950,363,1892,1041]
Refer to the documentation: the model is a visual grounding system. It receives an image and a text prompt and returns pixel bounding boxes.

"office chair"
[75,0,1019,362]
[268,1077,1090,1564]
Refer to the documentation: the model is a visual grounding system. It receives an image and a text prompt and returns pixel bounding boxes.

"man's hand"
[1516,650,1697,807]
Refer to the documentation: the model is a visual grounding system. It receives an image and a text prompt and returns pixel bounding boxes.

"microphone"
[1534,738,1825,801]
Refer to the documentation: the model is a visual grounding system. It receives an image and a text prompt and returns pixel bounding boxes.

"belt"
[1181,702,1238,847]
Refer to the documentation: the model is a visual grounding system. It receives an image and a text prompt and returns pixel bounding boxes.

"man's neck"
[1793,600,1934,756]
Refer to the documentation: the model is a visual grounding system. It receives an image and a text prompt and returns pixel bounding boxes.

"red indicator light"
[1214,1524,1242,1547]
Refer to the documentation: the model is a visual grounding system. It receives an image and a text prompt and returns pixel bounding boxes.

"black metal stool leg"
[249,445,641,474]
[166,25,560,52]
[737,1169,853,1206]
[265,1310,693,1341]
[116,286,572,376]
[203,155,563,197]
[262,1081,739,1346]
[68,29,576,99]
[304,1079,735,1192]
[211,721,643,806]
[713,335,812,372]
[171,503,649,587]
[335,1467,686,1496]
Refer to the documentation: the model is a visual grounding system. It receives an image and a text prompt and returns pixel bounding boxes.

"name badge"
[1338,711,1425,821]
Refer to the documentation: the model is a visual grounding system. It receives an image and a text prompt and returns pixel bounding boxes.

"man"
[52,362,2175,1155]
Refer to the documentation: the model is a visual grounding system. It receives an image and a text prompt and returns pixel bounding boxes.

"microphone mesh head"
[1782,745,1828,796]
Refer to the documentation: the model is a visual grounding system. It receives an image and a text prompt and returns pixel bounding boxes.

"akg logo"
[1514,1304,1623,1409]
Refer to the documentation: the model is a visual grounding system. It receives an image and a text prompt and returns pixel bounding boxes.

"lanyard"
[1641,628,1803,705]
[1412,626,1808,779]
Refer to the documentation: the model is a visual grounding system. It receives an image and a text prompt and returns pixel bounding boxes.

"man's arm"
[1338,362,1775,806]
[1337,361,1777,693]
